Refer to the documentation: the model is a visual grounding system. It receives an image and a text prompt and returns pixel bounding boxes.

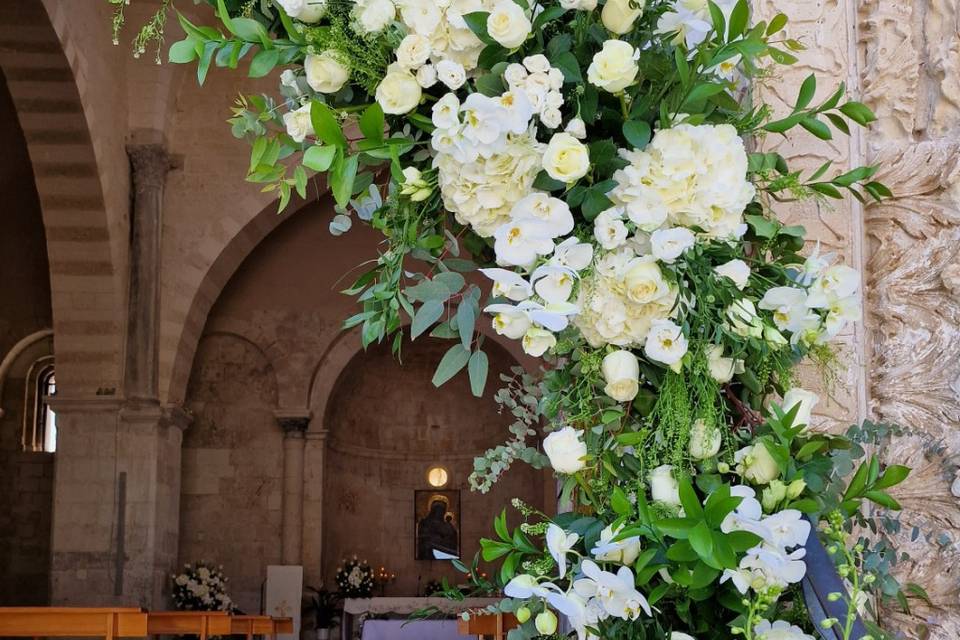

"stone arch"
[0,2,123,395]
[163,196,327,406]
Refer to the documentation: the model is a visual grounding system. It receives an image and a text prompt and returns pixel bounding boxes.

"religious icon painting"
[414,489,461,560]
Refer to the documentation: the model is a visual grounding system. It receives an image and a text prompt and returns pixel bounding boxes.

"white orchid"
[493,219,555,267]
[546,523,580,578]
[479,268,533,302]
[551,237,594,271]
[532,265,577,304]
[760,509,811,549]
[577,560,652,620]
[591,523,642,565]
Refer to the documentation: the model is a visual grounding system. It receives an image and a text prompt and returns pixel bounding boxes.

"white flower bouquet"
[335,556,375,598]
[113,0,926,637]
[171,561,235,612]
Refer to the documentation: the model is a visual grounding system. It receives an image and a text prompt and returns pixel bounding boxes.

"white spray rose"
[353,0,395,33]
[644,319,688,371]
[651,227,696,263]
[415,64,437,88]
[522,327,557,357]
[304,51,349,93]
[541,108,562,129]
[735,442,780,485]
[715,259,750,290]
[587,39,639,93]
[601,350,640,402]
[487,1,531,48]
[559,0,598,9]
[276,0,325,22]
[543,133,591,183]
[543,426,588,474]
[565,117,587,139]
[395,34,431,70]
[375,64,422,114]
[706,344,743,383]
[282,103,314,142]
[781,388,819,430]
[688,418,721,460]
[436,59,467,90]
[602,0,645,35]
[594,209,629,250]
[726,299,763,338]
[649,464,680,506]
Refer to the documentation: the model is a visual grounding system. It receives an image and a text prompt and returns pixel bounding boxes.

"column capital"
[127,143,170,192]
[275,410,312,437]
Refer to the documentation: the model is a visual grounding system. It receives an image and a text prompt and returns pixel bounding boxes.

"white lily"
[546,523,580,578]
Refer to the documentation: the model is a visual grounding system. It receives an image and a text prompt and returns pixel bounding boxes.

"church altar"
[340,598,502,640]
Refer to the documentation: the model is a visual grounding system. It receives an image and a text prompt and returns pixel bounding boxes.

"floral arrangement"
[112,0,928,637]
[171,561,235,611]
[335,556,375,598]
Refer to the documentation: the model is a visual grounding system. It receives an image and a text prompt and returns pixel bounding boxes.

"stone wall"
[0,61,54,606]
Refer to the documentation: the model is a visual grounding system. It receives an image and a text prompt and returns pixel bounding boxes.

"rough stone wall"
[181,333,283,613]
[859,0,960,635]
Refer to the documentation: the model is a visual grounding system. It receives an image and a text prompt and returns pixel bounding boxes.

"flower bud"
[601,0,644,35]
[535,610,558,635]
[515,606,531,624]
[787,478,807,499]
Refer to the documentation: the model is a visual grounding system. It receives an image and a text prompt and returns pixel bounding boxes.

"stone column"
[277,411,310,566]
[123,143,169,406]
[48,397,190,608]
[302,428,328,586]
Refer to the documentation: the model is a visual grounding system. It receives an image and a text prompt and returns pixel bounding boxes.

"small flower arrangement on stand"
[171,561,234,612]
[334,556,374,599]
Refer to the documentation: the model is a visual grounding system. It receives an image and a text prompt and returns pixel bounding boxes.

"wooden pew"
[0,607,148,639]
[456,613,519,640]
[146,611,231,640]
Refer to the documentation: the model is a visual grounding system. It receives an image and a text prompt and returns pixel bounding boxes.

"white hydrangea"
[431,89,544,237]
[574,246,678,347]
[610,123,755,241]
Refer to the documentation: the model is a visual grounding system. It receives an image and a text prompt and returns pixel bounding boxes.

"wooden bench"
[146,612,231,640]
[228,615,292,640]
[456,613,519,640]
[0,607,148,639]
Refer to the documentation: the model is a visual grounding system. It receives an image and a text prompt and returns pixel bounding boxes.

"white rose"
[543,426,588,474]
[715,259,750,290]
[522,326,556,357]
[559,0,598,9]
[565,117,587,139]
[601,0,645,35]
[781,388,819,430]
[416,64,437,88]
[543,132,590,183]
[651,227,696,263]
[304,51,349,93]
[487,1,531,48]
[644,319,688,371]
[282,103,314,142]
[649,464,680,506]
[354,0,395,33]
[587,39,638,93]
[706,344,743,383]
[436,59,466,90]
[735,442,780,485]
[375,64,422,114]
[541,108,562,129]
[623,259,669,304]
[671,634,697,640]
[688,419,721,460]
[396,34,431,70]
[602,350,640,402]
